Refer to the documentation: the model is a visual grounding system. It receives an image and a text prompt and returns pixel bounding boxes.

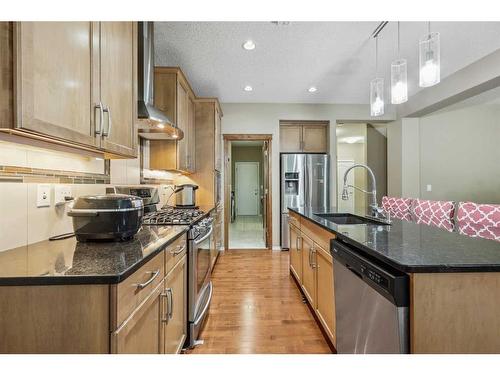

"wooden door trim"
[223,134,273,250]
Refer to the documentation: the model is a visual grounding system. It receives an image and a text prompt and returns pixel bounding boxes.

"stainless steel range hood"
[137,22,183,140]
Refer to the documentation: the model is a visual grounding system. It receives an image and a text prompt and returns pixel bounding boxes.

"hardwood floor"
[186,250,332,354]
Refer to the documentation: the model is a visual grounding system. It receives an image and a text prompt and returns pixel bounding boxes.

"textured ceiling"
[154,22,500,104]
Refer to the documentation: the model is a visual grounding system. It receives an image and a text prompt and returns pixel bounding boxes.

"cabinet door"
[99,22,137,156]
[315,245,336,345]
[176,81,189,171]
[289,224,302,282]
[164,255,187,354]
[280,125,302,152]
[214,106,222,171]
[302,125,328,153]
[16,22,99,147]
[301,234,316,307]
[112,282,163,354]
[186,95,196,172]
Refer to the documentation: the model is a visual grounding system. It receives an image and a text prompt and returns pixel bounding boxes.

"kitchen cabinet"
[315,245,336,345]
[289,223,302,282]
[0,22,137,158]
[288,215,336,347]
[111,282,164,354]
[280,122,329,153]
[163,254,187,354]
[301,234,316,306]
[150,67,196,173]
[191,98,223,206]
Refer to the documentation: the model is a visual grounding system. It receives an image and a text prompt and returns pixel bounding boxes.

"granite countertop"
[0,225,189,286]
[289,206,500,273]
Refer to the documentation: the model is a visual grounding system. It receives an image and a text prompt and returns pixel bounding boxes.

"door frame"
[235,161,260,216]
[223,134,273,250]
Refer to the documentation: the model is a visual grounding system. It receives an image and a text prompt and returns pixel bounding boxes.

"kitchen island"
[0,225,189,353]
[288,206,500,354]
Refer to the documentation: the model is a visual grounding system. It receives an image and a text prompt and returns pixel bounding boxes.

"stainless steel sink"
[314,213,390,225]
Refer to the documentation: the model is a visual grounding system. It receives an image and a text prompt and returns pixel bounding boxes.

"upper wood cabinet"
[280,122,329,153]
[150,67,196,173]
[191,98,223,206]
[0,22,138,158]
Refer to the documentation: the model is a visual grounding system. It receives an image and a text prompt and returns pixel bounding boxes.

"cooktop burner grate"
[143,207,205,225]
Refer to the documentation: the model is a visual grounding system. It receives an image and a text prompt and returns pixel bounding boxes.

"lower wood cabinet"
[112,281,164,354]
[315,245,336,345]
[289,218,336,347]
[289,224,302,281]
[163,254,187,354]
[301,234,316,306]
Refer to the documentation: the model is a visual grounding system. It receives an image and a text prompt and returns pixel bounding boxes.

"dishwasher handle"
[346,264,363,279]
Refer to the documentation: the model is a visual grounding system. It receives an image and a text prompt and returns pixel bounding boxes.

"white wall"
[220,103,396,247]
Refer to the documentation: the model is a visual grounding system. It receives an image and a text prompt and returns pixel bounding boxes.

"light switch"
[426,184,432,192]
[36,184,51,207]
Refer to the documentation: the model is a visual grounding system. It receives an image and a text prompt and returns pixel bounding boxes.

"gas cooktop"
[143,207,205,225]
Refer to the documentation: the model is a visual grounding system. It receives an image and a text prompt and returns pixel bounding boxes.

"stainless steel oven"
[187,216,214,347]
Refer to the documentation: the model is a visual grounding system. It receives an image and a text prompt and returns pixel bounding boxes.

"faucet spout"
[341,163,381,217]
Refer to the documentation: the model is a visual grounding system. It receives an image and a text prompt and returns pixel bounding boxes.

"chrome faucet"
[341,163,389,221]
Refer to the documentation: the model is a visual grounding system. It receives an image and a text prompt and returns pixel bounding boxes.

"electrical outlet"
[36,184,51,208]
[55,185,72,206]
[426,184,432,192]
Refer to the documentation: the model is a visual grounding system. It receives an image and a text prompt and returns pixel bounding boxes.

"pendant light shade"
[419,31,440,87]
[370,35,384,117]
[391,22,408,104]
[370,78,385,116]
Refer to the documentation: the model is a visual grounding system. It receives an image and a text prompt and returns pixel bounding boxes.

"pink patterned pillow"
[412,199,455,232]
[381,196,413,221]
[457,202,500,242]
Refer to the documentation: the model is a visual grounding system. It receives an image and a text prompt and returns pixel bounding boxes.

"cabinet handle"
[308,245,312,267]
[167,287,173,320]
[170,244,186,255]
[102,106,112,137]
[94,102,104,135]
[133,269,160,289]
[311,246,317,269]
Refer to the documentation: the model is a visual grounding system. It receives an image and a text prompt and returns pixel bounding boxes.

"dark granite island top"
[0,225,188,286]
[289,206,500,273]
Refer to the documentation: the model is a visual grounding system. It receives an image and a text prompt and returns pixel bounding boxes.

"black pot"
[68,194,144,242]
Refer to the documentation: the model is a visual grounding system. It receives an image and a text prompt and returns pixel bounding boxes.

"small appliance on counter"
[68,194,144,242]
[107,186,159,213]
[175,184,199,207]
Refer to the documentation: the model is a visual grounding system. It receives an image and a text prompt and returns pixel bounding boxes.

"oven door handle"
[194,281,213,326]
[194,225,214,245]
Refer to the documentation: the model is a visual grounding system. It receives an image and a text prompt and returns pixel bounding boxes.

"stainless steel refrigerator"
[280,153,330,249]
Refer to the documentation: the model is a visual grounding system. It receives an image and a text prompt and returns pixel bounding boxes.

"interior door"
[99,22,136,156]
[337,160,355,212]
[262,141,269,246]
[17,22,99,146]
[235,162,260,216]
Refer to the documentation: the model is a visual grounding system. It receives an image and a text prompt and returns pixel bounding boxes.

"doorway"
[336,122,387,213]
[223,134,273,250]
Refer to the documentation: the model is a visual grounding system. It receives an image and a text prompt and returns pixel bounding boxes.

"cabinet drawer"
[165,234,187,274]
[289,211,301,229]
[300,218,335,251]
[113,251,165,329]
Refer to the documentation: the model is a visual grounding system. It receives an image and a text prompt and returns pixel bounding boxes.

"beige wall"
[387,98,500,204]
[366,124,387,204]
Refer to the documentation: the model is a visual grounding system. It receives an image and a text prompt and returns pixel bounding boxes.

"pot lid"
[72,194,143,211]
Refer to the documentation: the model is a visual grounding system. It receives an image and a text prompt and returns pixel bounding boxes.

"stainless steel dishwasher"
[331,240,409,354]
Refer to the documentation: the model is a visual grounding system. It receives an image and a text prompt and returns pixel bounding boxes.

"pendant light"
[419,22,440,87]
[391,22,408,104]
[370,35,384,117]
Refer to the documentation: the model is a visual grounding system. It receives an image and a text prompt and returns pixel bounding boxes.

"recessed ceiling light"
[242,40,256,50]
[244,85,253,92]
[308,86,317,93]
